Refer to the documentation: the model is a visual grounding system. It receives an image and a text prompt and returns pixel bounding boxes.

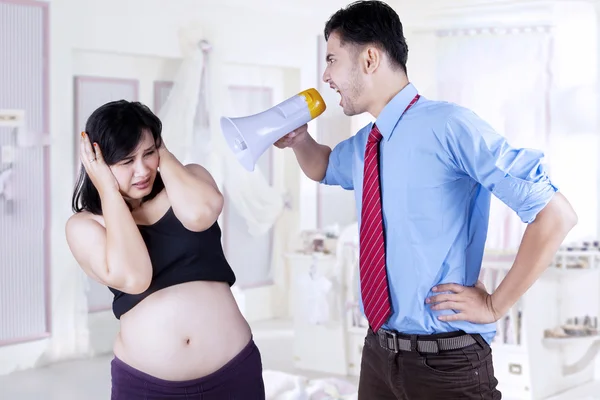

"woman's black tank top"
[109,207,236,319]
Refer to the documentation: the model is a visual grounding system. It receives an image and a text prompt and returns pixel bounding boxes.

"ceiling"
[192,0,576,25]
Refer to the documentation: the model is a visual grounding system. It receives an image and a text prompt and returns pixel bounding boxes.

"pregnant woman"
[65,100,265,399]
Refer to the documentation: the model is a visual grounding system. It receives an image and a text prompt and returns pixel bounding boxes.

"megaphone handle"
[274,96,309,120]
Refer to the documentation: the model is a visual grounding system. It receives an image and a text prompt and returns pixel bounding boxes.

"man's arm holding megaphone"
[274,124,333,182]
[220,86,353,187]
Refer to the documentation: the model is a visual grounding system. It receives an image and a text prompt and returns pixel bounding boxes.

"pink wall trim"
[223,85,275,289]
[73,76,139,177]
[0,0,51,347]
[41,0,51,348]
[74,76,140,102]
[0,0,46,6]
[0,332,51,347]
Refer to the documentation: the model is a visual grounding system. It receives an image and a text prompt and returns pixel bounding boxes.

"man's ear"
[360,46,382,74]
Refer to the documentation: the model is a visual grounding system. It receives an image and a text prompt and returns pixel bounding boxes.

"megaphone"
[220,88,326,172]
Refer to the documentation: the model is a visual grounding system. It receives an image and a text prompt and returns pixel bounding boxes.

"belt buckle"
[384,330,398,353]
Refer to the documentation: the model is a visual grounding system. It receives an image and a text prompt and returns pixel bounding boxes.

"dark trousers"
[111,339,265,399]
[358,329,502,400]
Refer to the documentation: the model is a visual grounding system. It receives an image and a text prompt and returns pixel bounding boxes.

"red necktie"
[360,94,420,332]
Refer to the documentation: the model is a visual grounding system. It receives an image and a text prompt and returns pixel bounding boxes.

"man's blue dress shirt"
[321,83,558,343]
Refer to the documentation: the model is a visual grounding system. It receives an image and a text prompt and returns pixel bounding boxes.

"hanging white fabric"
[295,255,335,325]
[158,24,283,237]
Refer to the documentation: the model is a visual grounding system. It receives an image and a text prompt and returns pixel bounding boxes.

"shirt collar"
[375,82,419,140]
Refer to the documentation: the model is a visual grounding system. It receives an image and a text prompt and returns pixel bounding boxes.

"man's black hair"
[324,0,408,73]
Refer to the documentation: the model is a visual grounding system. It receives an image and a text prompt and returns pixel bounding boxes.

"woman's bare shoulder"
[66,211,105,233]
[65,212,109,261]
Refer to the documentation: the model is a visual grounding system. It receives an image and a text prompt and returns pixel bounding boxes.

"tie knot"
[369,125,383,143]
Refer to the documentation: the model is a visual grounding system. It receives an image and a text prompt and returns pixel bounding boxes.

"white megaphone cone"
[220,88,326,171]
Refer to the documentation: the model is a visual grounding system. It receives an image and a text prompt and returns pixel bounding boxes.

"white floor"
[0,319,599,400]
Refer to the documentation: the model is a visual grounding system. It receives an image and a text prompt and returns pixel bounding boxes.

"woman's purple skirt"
[111,339,265,399]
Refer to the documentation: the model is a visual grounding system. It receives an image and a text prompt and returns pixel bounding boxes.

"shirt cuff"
[517,177,559,223]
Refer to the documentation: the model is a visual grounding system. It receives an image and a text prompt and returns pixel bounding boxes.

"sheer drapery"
[435,27,553,251]
[157,26,283,238]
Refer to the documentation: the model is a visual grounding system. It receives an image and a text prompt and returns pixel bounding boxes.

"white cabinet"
[286,253,349,375]
[483,249,600,399]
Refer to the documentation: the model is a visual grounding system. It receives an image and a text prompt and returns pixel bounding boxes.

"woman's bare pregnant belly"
[113,281,252,381]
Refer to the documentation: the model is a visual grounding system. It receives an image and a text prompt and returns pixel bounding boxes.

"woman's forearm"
[158,149,223,231]
[101,189,153,292]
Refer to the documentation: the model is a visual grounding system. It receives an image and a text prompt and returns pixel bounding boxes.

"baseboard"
[0,338,50,376]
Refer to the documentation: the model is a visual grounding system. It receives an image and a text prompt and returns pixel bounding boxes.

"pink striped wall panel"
[73,76,138,313]
[0,0,51,346]
[153,81,173,114]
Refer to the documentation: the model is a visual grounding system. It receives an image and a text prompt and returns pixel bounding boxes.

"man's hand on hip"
[426,281,501,324]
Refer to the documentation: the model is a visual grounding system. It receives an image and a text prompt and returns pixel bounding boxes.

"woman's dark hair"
[71,100,165,215]
[324,0,408,73]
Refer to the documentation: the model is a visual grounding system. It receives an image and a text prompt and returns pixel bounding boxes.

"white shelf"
[549,267,600,274]
[543,335,600,347]
[481,244,600,399]
[554,250,600,257]
[284,252,336,261]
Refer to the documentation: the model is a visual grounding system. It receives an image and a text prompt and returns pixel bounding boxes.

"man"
[275,1,578,399]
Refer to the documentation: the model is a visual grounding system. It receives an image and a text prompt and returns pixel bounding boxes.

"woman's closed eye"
[120,151,155,165]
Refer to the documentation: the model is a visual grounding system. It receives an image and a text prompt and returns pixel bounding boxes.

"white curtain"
[434,27,553,251]
[158,25,283,238]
